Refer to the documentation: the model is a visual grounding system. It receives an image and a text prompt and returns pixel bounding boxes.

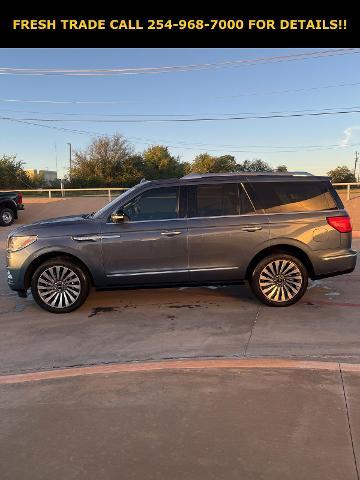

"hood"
[10,214,97,237]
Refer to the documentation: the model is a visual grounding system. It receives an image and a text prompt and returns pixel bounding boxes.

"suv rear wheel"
[251,253,308,307]
[31,258,90,313]
[0,207,15,226]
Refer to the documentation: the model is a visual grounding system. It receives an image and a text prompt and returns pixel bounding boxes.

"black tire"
[250,253,308,307]
[0,207,15,226]
[31,257,90,313]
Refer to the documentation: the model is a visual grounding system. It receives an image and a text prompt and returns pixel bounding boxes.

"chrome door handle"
[72,235,98,242]
[161,231,182,237]
[99,234,122,240]
[241,226,262,232]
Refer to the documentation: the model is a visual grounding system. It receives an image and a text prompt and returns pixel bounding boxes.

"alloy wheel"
[37,265,81,309]
[258,259,303,303]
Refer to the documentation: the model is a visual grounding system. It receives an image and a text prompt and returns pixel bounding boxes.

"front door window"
[122,187,179,221]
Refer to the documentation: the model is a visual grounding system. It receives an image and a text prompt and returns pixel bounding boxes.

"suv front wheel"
[31,258,90,313]
[251,253,308,307]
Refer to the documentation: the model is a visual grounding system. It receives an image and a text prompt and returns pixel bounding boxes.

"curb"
[1,358,360,385]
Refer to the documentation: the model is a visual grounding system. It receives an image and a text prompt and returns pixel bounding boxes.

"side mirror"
[110,211,126,223]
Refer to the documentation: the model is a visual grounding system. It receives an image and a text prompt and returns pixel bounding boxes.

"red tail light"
[327,216,352,233]
[17,192,23,204]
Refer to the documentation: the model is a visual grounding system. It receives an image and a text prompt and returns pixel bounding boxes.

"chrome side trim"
[265,209,341,217]
[106,218,187,225]
[105,213,267,224]
[107,269,188,277]
[187,214,257,220]
[190,267,239,272]
[323,252,358,261]
[106,266,239,278]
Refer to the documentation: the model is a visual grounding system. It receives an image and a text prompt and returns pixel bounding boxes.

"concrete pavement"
[0,259,360,374]
[1,363,359,480]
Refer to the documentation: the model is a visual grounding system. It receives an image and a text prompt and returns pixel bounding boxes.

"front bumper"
[6,267,25,291]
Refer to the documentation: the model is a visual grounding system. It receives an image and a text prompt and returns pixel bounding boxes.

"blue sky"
[0,48,359,178]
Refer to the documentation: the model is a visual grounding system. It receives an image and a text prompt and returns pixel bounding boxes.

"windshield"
[92,183,147,219]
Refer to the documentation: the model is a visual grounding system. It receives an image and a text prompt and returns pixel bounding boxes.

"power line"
[2,107,360,123]
[0,49,358,76]
[2,79,360,106]
[0,98,141,105]
[2,104,360,118]
[1,116,359,154]
[1,117,104,136]
[215,80,360,99]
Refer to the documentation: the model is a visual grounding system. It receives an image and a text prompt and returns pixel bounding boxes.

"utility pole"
[67,142,72,181]
[54,143,58,177]
[355,151,359,182]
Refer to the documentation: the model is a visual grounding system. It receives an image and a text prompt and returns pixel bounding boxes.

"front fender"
[8,238,105,290]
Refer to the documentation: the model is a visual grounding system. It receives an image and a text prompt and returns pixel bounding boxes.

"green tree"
[181,161,192,176]
[29,171,47,188]
[0,155,31,189]
[70,134,134,187]
[190,153,238,173]
[119,155,146,186]
[275,165,288,172]
[237,159,273,172]
[143,145,185,179]
[327,166,356,183]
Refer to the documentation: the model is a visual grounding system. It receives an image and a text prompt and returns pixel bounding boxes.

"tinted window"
[123,187,179,221]
[240,184,255,214]
[248,181,337,213]
[193,183,239,217]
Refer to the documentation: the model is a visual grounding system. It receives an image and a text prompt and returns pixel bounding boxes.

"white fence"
[1,183,360,202]
[332,183,360,200]
[0,187,128,202]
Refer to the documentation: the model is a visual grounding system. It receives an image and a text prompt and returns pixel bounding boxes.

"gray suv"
[6,172,357,313]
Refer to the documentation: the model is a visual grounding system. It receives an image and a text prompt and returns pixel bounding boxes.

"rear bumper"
[312,249,357,279]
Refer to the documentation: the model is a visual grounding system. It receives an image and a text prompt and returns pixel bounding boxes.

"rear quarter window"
[247,181,338,213]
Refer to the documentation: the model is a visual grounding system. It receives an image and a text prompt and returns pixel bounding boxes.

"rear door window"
[247,181,338,213]
[190,183,239,217]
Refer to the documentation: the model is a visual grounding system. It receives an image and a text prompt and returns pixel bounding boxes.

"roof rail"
[181,171,314,179]
[181,172,248,179]
[287,171,314,176]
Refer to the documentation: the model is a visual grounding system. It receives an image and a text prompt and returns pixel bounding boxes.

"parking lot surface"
[1,198,360,479]
[1,364,360,480]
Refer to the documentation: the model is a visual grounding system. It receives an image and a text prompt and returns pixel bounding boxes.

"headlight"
[7,235,37,252]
